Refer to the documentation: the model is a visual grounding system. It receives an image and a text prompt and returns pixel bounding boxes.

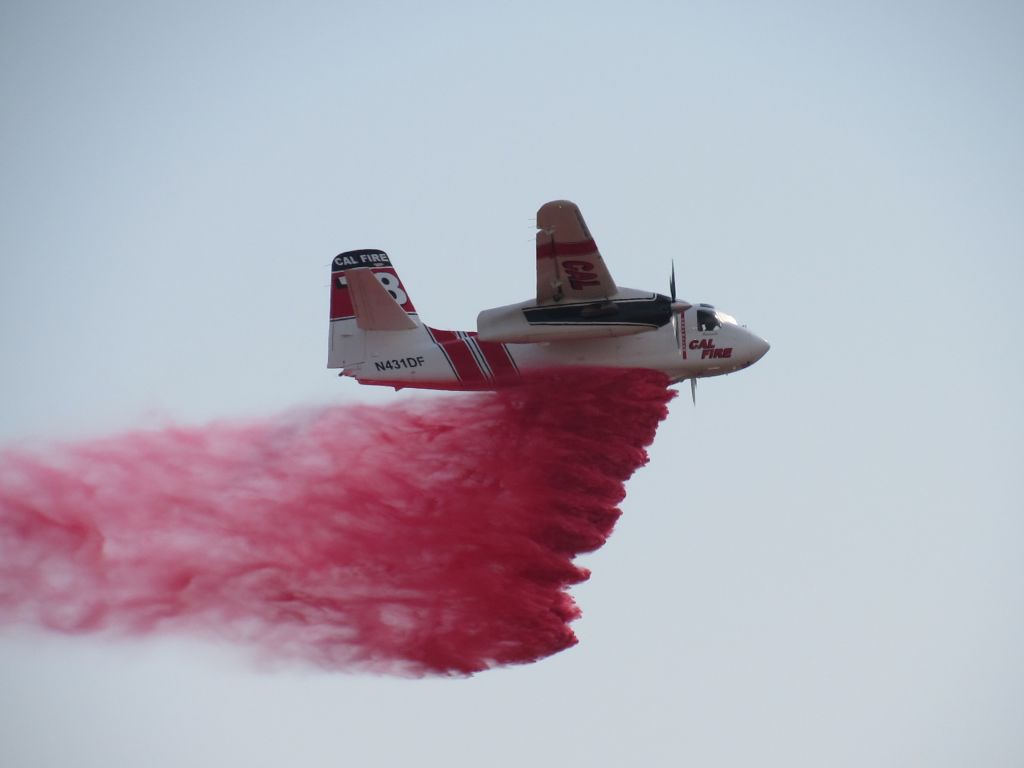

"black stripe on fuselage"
[522,294,673,328]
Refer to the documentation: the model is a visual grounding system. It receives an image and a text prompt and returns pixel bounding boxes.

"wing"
[535,200,618,304]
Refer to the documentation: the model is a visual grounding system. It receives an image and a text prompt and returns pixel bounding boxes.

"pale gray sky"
[2,1,1022,766]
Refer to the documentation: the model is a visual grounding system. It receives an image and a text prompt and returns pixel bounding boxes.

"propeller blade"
[690,378,697,405]
[670,260,681,348]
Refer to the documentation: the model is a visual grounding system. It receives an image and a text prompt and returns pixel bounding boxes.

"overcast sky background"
[1,1,1022,766]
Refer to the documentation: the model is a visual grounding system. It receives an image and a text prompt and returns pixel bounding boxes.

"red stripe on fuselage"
[680,311,687,360]
[473,336,519,383]
[427,329,488,385]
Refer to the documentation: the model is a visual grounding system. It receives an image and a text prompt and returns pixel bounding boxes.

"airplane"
[327,200,769,399]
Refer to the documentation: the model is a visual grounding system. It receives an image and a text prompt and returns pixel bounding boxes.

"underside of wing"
[535,200,617,303]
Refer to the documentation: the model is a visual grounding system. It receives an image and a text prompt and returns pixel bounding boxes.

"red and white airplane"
[328,200,769,398]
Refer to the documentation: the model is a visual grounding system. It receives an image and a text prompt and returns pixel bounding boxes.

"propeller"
[670,261,696,405]
[670,261,681,349]
[669,260,689,349]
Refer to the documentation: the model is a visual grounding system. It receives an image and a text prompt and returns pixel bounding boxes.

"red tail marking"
[330,268,356,320]
[331,267,415,321]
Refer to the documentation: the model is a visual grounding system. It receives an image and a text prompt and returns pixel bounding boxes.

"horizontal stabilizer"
[347,268,417,331]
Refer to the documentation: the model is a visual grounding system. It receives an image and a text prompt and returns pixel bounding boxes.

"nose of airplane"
[746,333,770,365]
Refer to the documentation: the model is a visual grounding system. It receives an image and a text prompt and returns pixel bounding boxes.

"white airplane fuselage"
[327,201,769,392]
[334,292,768,391]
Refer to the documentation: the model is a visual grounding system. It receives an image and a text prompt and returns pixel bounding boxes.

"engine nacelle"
[477,289,673,344]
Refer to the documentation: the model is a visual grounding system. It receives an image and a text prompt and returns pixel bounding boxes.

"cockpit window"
[697,308,720,331]
[697,307,738,331]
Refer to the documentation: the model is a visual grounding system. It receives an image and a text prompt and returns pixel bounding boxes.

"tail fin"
[328,249,420,369]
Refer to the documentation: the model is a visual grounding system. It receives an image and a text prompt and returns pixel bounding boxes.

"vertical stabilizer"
[328,250,419,368]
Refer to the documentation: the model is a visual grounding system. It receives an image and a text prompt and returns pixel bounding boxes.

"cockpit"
[696,303,738,332]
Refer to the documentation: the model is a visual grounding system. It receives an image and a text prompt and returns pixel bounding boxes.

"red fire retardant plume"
[0,368,673,675]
